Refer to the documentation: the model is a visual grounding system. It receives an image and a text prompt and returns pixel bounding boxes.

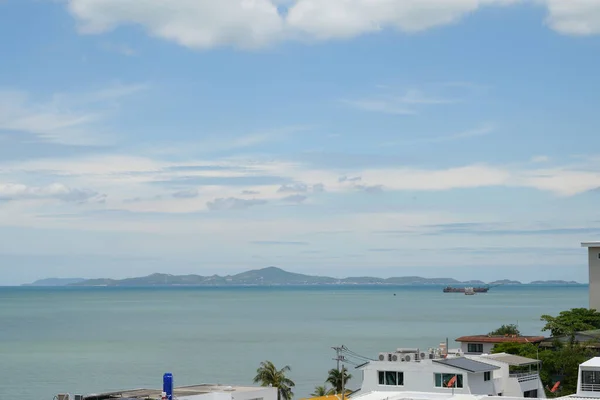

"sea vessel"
[464,287,475,295]
[443,286,490,293]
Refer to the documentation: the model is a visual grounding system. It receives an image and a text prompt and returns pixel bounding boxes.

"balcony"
[509,372,539,383]
[581,384,600,392]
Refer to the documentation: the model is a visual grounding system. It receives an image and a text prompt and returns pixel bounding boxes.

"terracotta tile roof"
[455,335,545,344]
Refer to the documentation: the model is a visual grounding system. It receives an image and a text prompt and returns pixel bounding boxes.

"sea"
[0,285,588,400]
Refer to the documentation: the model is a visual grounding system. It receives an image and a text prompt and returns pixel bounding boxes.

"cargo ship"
[443,286,490,293]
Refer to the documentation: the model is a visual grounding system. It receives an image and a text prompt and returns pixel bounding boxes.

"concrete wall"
[459,343,495,355]
[359,360,496,395]
[179,388,277,400]
[589,246,600,311]
[233,388,277,400]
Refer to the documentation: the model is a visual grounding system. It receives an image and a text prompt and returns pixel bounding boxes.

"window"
[484,372,491,381]
[467,343,484,353]
[582,371,600,385]
[524,390,538,398]
[434,373,463,388]
[378,371,404,386]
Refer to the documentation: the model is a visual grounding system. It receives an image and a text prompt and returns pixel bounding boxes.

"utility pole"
[332,345,344,371]
[333,347,347,399]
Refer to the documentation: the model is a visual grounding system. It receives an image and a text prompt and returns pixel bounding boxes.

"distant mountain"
[26,270,582,287]
[530,280,580,285]
[489,279,522,285]
[22,278,86,286]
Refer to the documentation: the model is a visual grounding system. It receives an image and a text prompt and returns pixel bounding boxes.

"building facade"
[583,242,600,311]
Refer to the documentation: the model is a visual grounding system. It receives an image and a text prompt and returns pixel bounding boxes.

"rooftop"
[482,353,541,366]
[83,384,269,400]
[433,358,500,373]
[580,357,600,368]
[582,242,600,248]
[455,335,545,344]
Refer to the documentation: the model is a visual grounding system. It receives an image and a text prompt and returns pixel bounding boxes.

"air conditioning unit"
[404,354,411,362]
[379,352,393,361]
[391,354,399,362]
[429,353,435,359]
[420,352,426,360]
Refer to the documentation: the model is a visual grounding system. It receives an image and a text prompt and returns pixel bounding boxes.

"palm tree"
[253,360,296,400]
[311,385,334,397]
[326,367,352,394]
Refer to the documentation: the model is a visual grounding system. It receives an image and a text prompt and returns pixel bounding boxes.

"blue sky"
[1,0,600,285]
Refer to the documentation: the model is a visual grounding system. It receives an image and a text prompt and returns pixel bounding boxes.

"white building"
[351,355,600,400]
[582,242,600,311]
[352,347,544,399]
[58,384,278,400]
[455,336,545,356]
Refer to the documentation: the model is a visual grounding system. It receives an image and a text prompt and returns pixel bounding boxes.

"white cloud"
[67,0,600,51]
[68,0,285,49]
[286,0,517,40]
[543,0,600,36]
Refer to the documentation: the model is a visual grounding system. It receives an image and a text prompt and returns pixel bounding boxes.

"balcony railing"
[509,372,539,383]
[581,383,600,392]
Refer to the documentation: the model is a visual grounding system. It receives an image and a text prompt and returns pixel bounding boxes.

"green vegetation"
[310,385,334,397]
[541,308,600,338]
[326,367,352,394]
[492,341,594,396]
[310,367,353,398]
[490,308,600,396]
[488,324,521,336]
[253,361,296,400]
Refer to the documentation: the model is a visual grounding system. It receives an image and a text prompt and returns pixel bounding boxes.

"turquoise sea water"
[0,285,588,400]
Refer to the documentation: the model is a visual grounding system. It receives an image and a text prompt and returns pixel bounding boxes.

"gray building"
[583,242,600,311]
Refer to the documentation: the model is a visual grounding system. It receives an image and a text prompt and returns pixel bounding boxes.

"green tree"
[541,308,600,338]
[253,361,296,400]
[311,385,334,397]
[489,324,521,336]
[326,367,352,394]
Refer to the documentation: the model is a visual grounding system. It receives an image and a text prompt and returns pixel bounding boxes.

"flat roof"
[433,358,500,373]
[455,335,545,344]
[580,357,600,368]
[84,384,269,400]
[582,242,600,248]
[483,353,541,366]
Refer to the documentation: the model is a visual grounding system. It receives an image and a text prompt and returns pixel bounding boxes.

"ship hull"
[443,287,489,293]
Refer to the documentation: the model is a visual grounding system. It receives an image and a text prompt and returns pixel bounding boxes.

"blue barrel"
[163,373,174,400]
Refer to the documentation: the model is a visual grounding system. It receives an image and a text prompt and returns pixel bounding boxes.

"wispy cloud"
[341,89,458,115]
[382,124,494,147]
[281,194,307,203]
[0,84,147,145]
[0,183,106,204]
[206,197,267,211]
[250,241,309,246]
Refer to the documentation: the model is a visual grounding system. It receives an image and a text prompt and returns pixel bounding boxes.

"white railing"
[581,383,600,392]
[509,372,539,383]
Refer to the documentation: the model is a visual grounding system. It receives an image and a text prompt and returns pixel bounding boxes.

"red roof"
[455,335,545,344]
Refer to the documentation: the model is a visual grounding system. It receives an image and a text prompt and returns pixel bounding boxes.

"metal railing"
[581,383,600,392]
[509,372,539,382]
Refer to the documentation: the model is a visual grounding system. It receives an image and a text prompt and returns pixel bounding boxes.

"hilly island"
[24,267,581,287]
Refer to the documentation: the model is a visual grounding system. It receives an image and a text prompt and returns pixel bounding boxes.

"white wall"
[233,388,277,400]
[589,247,600,311]
[459,343,495,355]
[465,372,495,395]
[178,388,277,400]
[359,360,495,395]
